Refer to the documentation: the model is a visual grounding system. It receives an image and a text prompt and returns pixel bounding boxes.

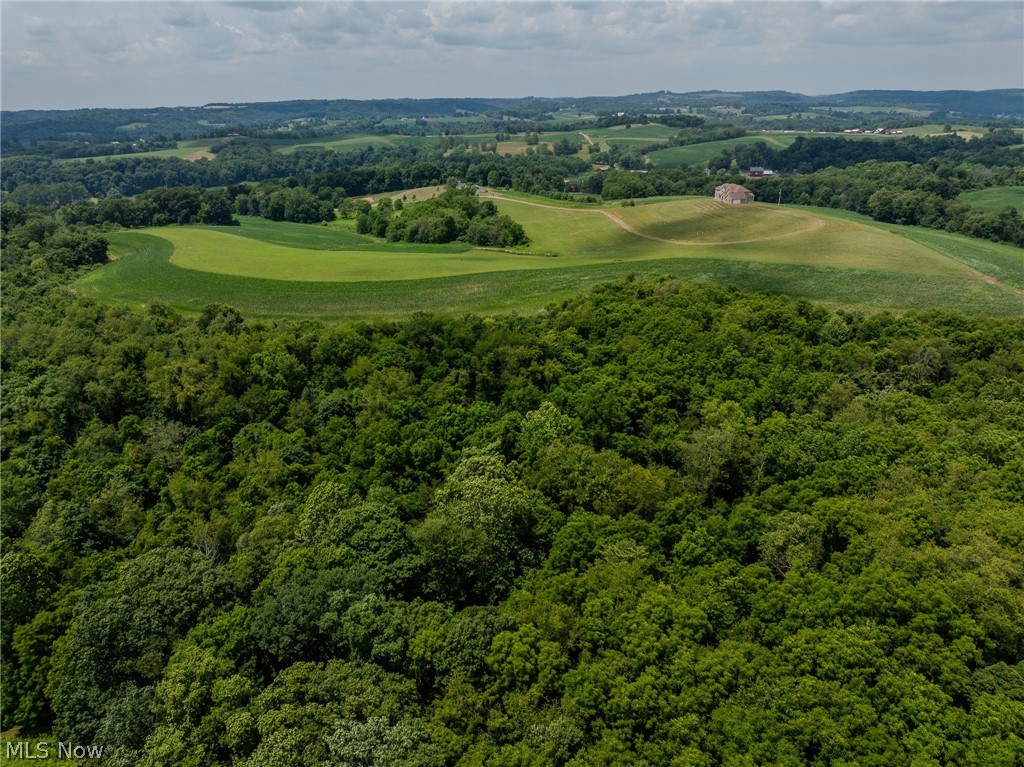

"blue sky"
[2,1,1022,110]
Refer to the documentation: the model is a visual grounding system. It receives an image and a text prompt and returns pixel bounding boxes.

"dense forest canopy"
[2,207,1024,764]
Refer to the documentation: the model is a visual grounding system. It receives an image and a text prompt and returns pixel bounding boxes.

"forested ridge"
[2,215,1024,765]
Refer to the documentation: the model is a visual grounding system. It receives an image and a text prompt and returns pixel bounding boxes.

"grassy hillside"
[959,185,1024,214]
[799,206,1024,292]
[77,200,1023,319]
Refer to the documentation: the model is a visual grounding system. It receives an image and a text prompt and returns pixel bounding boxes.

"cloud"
[161,4,209,28]
[1,1,1020,110]
[21,14,56,41]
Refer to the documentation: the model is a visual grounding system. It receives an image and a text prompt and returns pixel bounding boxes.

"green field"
[895,123,991,138]
[646,134,800,168]
[77,198,1023,319]
[270,134,431,154]
[158,227,558,282]
[568,124,680,151]
[198,216,375,249]
[959,186,1024,214]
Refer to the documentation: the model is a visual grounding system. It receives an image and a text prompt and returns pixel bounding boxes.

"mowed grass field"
[77,199,1024,319]
[959,186,1024,214]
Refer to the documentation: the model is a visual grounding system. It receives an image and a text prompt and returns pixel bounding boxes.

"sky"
[2,1,1022,111]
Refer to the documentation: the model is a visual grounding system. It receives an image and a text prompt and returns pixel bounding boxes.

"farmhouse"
[714,183,755,205]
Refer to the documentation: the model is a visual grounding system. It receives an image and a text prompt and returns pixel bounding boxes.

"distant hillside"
[2,89,1021,143]
[815,89,1024,116]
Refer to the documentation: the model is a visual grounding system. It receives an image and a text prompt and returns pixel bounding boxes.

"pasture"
[78,197,1023,319]
[959,186,1024,214]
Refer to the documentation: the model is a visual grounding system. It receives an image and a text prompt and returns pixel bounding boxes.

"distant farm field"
[270,134,430,154]
[78,199,1024,319]
[646,134,800,168]
[959,186,1024,214]
[58,138,221,163]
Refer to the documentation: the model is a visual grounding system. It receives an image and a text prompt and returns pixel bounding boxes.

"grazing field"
[959,186,1024,214]
[646,134,800,168]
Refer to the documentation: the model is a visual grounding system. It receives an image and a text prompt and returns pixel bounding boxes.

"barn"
[714,183,755,205]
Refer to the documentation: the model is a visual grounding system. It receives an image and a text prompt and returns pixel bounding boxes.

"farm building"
[714,183,755,205]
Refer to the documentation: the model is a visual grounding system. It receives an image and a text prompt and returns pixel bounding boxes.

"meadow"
[77,198,1023,319]
[959,185,1024,214]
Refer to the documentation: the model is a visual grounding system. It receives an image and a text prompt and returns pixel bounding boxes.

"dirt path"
[579,132,594,145]
[957,266,1024,300]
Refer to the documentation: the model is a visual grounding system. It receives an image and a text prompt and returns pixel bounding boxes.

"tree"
[414,449,555,604]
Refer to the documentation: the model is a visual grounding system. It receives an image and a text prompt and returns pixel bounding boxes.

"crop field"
[58,138,221,163]
[959,186,1024,214]
[78,196,1023,319]
[646,134,800,168]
